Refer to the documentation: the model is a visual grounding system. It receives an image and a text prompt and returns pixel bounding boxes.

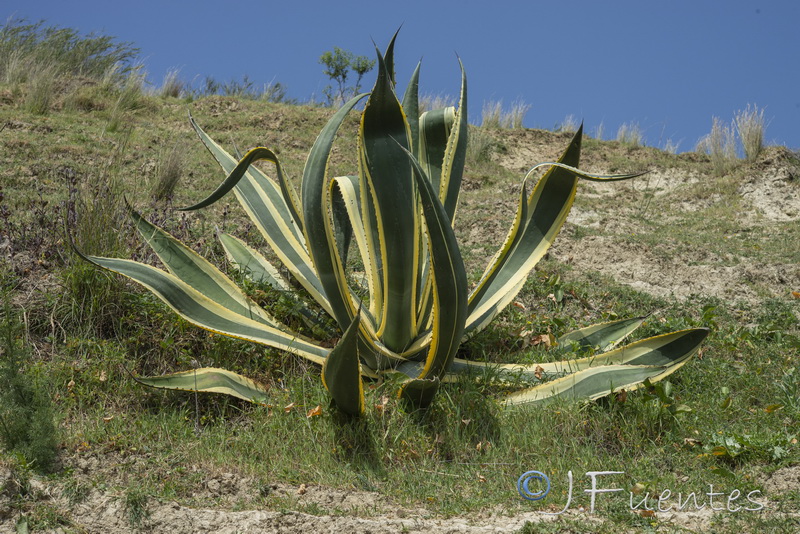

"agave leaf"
[414,65,468,336]
[465,128,583,334]
[359,48,419,352]
[302,93,368,330]
[331,175,380,319]
[186,121,303,239]
[557,316,647,351]
[189,119,330,315]
[397,376,441,409]
[503,364,679,406]
[402,61,421,152]
[218,231,339,336]
[438,60,468,223]
[397,143,468,407]
[418,108,455,207]
[135,367,270,404]
[330,176,354,267]
[382,27,400,86]
[322,312,365,416]
[450,328,708,382]
[130,208,276,326]
[181,146,302,232]
[217,232,291,291]
[464,129,644,336]
[78,251,330,364]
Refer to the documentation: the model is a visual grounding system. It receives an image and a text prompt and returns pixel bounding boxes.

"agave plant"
[77,35,707,416]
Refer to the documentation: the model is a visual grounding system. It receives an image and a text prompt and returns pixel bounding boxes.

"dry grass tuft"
[696,117,737,175]
[481,99,530,129]
[617,122,644,146]
[735,103,766,162]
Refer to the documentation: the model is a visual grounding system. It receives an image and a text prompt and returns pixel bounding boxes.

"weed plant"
[0,301,59,473]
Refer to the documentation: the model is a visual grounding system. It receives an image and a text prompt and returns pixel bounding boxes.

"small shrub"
[106,66,146,132]
[0,48,28,85]
[735,103,766,162]
[0,302,59,473]
[319,46,375,107]
[260,80,291,103]
[124,487,150,529]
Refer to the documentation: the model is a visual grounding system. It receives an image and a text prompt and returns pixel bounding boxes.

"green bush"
[0,302,59,473]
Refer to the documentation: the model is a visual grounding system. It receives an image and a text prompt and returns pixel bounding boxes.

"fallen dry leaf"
[306,405,323,418]
[792,291,800,299]
[765,404,783,414]
[297,483,307,495]
[531,334,553,348]
[284,402,296,413]
[534,365,544,380]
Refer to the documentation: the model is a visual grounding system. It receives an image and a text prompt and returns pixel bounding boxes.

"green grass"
[0,37,797,532]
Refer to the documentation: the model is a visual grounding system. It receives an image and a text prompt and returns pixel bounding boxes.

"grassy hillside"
[0,23,799,533]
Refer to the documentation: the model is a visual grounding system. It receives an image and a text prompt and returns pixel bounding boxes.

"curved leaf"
[557,316,647,351]
[135,367,270,404]
[301,93,368,330]
[80,253,329,365]
[503,364,677,406]
[359,48,419,352]
[397,144,468,407]
[322,312,365,416]
[218,231,291,291]
[449,328,709,382]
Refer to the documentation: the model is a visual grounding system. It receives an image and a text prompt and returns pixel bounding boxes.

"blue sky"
[4,0,799,151]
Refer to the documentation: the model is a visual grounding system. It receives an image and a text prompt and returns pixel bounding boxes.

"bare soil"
[3,460,799,533]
